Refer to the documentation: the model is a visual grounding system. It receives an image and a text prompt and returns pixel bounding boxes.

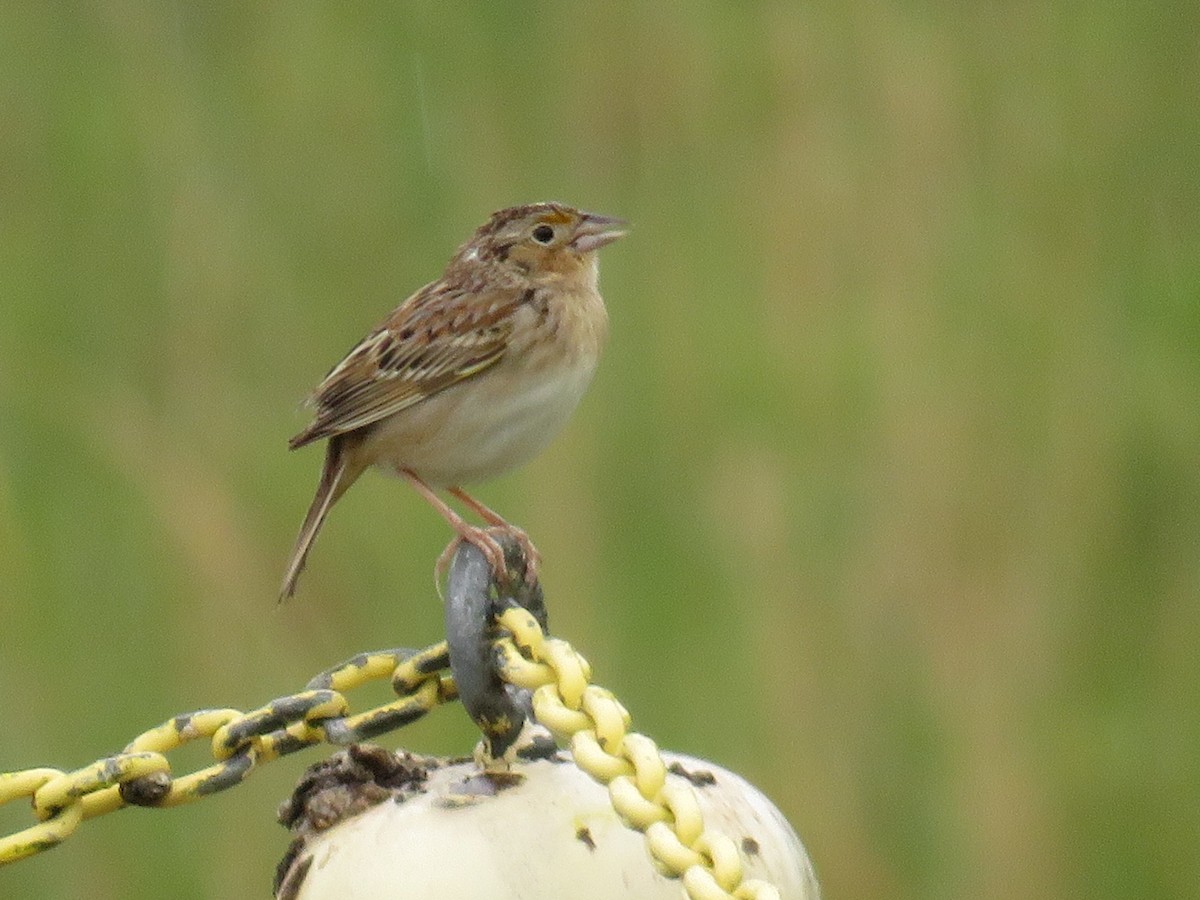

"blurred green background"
[2,2,1198,898]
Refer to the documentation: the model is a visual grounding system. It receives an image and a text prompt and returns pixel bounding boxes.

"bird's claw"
[434,525,539,592]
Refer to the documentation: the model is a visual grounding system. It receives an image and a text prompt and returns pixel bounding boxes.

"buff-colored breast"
[355,272,608,487]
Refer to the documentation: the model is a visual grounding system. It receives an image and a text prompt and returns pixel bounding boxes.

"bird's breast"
[360,286,606,487]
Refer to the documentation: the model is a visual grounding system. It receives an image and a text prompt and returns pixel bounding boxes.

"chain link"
[492,607,782,900]
[2,609,785,898]
[0,643,454,865]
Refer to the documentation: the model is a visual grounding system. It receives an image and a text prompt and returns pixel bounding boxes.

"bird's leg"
[448,486,541,582]
[399,470,509,584]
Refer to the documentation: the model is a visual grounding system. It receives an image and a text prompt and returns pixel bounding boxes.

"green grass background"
[2,3,1198,898]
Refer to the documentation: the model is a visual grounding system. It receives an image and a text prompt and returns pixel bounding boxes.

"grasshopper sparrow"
[282,202,626,598]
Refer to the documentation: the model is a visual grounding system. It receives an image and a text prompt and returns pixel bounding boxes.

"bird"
[281,202,626,599]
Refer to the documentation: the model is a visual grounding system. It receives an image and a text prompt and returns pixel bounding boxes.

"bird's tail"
[280,437,361,601]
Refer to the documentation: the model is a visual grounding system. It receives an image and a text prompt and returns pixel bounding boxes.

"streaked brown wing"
[288,283,521,448]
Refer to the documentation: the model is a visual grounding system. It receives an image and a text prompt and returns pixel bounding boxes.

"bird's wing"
[288,282,527,448]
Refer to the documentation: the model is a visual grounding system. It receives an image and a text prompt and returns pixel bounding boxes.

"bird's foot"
[434,524,540,591]
[445,487,540,583]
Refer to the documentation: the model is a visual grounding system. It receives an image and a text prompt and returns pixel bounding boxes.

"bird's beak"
[571,212,628,253]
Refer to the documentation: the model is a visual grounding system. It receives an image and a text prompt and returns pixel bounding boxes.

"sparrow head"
[455,202,627,282]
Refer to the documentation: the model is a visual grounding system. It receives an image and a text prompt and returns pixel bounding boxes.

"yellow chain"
[0,643,455,865]
[2,623,784,898]
[493,607,781,900]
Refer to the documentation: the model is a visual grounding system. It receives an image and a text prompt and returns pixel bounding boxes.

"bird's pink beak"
[571,212,628,253]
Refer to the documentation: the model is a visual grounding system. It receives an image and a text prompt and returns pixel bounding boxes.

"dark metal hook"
[443,535,546,759]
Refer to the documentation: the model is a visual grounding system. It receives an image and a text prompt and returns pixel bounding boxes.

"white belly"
[360,353,598,487]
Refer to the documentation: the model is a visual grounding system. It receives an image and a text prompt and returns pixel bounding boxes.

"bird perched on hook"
[282,202,626,599]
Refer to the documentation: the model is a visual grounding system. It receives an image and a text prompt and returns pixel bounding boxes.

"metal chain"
[0,642,455,865]
[492,607,782,900]
[2,538,783,898]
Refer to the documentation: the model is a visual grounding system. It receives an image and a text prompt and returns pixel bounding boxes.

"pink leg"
[447,486,541,581]
[400,470,509,582]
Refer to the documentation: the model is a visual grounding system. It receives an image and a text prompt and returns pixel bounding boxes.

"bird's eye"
[531,224,555,245]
